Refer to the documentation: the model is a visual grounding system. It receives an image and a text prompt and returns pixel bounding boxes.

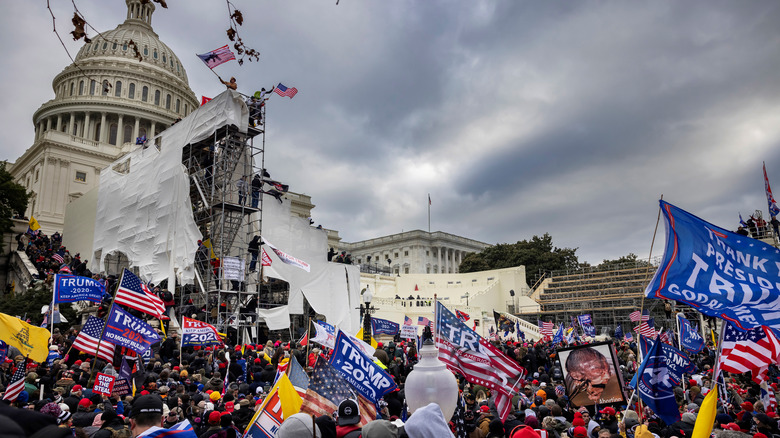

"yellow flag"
[276,373,302,418]
[355,328,378,349]
[691,385,718,438]
[202,239,216,259]
[0,312,51,362]
[28,216,41,231]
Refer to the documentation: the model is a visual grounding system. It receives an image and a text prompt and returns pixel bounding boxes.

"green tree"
[597,253,652,271]
[458,233,579,282]
[1,283,76,327]
[0,161,29,246]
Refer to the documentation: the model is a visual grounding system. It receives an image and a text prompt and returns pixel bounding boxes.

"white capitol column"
[100,112,107,143]
[437,247,442,273]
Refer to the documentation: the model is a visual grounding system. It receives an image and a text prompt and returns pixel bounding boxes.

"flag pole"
[427,194,431,233]
[637,194,663,356]
[675,313,686,393]
[89,269,122,383]
[49,278,56,343]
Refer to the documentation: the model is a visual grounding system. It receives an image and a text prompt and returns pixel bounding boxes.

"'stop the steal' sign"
[329,330,397,403]
[646,201,780,331]
[93,372,115,396]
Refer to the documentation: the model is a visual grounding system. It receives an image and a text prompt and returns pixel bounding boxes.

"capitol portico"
[340,230,490,275]
[10,0,198,234]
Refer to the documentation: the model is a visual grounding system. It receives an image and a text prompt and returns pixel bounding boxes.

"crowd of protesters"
[3,230,780,438]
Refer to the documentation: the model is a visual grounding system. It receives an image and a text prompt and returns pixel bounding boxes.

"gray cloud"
[4,0,780,266]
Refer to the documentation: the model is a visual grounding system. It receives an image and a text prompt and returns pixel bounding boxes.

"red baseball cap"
[71,385,82,391]
[573,426,588,438]
[599,407,616,416]
[225,401,235,413]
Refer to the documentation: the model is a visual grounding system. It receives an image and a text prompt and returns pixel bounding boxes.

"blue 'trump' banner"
[677,314,704,354]
[104,306,160,356]
[637,335,695,384]
[54,274,105,303]
[371,317,400,336]
[329,330,397,403]
[646,201,780,331]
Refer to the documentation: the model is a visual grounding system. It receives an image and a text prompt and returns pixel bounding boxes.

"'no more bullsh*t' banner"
[646,201,780,331]
[329,330,397,403]
[104,306,160,356]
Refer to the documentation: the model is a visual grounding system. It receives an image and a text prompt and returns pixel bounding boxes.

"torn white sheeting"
[91,90,248,285]
[257,306,291,331]
[258,197,360,334]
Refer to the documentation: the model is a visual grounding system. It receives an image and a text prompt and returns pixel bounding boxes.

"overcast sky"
[3,1,780,265]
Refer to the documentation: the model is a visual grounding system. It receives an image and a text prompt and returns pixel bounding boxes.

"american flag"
[436,302,525,422]
[635,318,656,338]
[72,316,116,363]
[115,268,165,318]
[196,45,236,69]
[538,320,554,337]
[2,359,27,402]
[273,83,298,99]
[404,315,413,325]
[625,331,633,341]
[719,322,780,384]
[287,356,310,399]
[417,316,433,329]
[300,357,376,426]
[52,250,65,264]
[630,309,650,322]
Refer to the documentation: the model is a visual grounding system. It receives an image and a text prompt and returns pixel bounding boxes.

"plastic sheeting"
[256,305,291,331]
[259,197,361,334]
[91,90,249,285]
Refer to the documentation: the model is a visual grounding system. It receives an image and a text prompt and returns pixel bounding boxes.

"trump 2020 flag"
[329,330,396,403]
[678,314,704,354]
[630,338,681,425]
[262,237,310,272]
[578,314,593,326]
[181,317,223,347]
[645,200,780,331]
[54,274,105,304]
[370,317,399,336]
[103,306,160,356]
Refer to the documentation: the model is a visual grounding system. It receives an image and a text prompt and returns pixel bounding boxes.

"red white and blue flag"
[630,310,650,322]
[196,45,235,69]
[417,316,432,329]
[72,316,116,362]
[115,268,165,319]
[719,322,780,384]
[764,162,780,218]
[2,359,27,401]
[455,310,470,321]
[52,250,65,264]
[273,83,298,99]
[404,315,413,325]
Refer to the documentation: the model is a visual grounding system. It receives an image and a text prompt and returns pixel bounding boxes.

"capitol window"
[102,42,108,50]
[79,81,84,95]
[143,46,148,56]
[115,81,122,97]
[162,54,166,63]
[75,171,86,182]
[109,123,118,145]
[154,90,160,106]
[176,99,180,113]
[153,49,158,59]
[123,125,132,144]
[102,80,110,96]
[123,43,127,51]
[70,82,74,96]
[128,83,135,99]
[142,86,148,102]
[165,94,171,110]
[90,80,96,95]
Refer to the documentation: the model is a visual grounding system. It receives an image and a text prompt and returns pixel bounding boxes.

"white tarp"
[256,305,291,331]
[258,197,361,334]
[91,90,248,285]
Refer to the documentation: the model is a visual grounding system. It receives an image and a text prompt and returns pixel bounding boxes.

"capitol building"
[10,0,198,233]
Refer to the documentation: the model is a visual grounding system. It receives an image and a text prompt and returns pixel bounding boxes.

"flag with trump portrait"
[646,200,780,331]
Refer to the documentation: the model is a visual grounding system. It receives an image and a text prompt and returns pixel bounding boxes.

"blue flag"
[103,306,160,356]
[637,335,695,383]
[54,274,105,303]
[371,317,400,336]
[329,330,397,403]
[144,419,197,438]
[552,324,564,344]
[578,314,593,326]
[582,323,596,337]
[630,338,681,425]
[678,314,704,354]
[646,200,780,331]
[614,324,624,339]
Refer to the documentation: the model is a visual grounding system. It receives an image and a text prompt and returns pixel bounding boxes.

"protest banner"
[329,330,397,403]
[93,373,116,396]
[103,306,160,356]
[53,274,105,303]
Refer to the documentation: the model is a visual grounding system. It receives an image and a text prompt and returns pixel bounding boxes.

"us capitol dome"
[12,0,200,232]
